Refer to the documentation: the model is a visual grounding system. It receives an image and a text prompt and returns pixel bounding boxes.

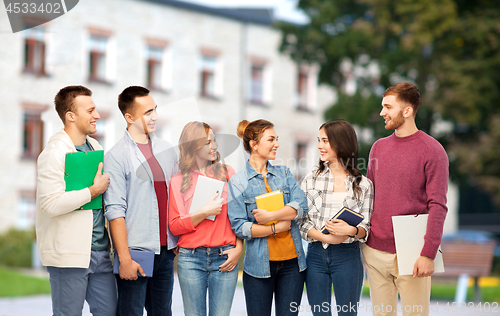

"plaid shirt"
[298,166,374,248]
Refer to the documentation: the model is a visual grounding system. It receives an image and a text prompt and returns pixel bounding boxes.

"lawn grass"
[430,282,500,303]
[0,266,50,297]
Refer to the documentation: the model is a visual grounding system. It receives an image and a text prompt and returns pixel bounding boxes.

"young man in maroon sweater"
[363,82,449,316]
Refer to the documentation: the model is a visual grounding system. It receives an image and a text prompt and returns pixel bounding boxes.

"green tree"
[279,0,500,206]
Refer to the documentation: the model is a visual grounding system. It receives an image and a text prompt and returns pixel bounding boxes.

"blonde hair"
[178,121,228,193]
[236,119,274,153]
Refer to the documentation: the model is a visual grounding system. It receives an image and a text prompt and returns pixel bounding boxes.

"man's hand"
[413,256,434,278]
[252,208,273,224]
[89,162,110,199]
[172,246,180,255]
[118,257,146,280]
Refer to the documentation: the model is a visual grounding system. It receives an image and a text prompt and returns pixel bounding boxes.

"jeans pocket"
[222,244,235,251]
[178,247,193,255]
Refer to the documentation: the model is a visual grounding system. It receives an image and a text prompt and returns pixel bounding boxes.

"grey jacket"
[104,130,178,253]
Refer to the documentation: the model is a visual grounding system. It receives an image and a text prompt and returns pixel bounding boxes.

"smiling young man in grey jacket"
[36,85,117,315]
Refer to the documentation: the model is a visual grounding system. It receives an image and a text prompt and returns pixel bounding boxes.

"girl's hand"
[252,208,273,224]
[201,193,224,218]
[321,233,348,245]
[219,246,243,272]
[274,220,291,233]
[324,219,356,237]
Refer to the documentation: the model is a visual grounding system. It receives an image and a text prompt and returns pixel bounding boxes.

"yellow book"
[255,190,284,225]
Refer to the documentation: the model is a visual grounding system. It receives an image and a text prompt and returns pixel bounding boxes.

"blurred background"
[0,0,498,308]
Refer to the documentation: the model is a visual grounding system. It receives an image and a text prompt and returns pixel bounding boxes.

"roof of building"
[145,0,274,26]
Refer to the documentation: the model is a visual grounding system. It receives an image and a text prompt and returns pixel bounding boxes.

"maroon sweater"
[366,131,449,259]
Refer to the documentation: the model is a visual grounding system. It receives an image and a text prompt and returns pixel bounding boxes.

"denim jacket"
[227,160,308,278]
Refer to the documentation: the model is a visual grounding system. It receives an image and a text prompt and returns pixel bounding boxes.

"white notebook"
[392,214,445,275]
[189,175,225,221]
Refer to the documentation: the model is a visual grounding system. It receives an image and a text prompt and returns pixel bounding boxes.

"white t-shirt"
[325,191,349,225]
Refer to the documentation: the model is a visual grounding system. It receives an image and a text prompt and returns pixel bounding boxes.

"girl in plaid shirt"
[297,120,373,316]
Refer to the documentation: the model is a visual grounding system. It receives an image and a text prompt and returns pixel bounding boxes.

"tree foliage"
[278,0,500,206]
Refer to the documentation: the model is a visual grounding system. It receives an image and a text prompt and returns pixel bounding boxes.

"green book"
[64,150,104,210]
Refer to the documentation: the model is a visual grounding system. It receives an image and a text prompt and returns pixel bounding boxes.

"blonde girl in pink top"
[168,121,243,316]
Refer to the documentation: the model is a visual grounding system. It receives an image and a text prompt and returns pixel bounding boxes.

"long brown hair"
[178,121,228,193]
[315,120,363,200]
[236,119,274,153]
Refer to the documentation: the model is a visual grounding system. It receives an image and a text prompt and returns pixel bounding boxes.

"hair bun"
[236,120,250,139]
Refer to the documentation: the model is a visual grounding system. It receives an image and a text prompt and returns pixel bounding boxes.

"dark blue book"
[113,248,155,277]
[320,207,364,234]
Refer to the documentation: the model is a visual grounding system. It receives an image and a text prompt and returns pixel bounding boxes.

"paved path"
[0,273,496,315]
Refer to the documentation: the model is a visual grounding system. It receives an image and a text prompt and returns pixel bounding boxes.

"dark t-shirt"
[75,139,110,251]
[137,141,168,246]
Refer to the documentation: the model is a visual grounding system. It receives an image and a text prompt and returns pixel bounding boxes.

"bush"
[0,228,34,267]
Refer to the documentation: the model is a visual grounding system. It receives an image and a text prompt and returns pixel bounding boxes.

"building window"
[248,57,271,106]
[200,55,217,98]
[23,27,46,75]
[295,66,317,112]
[297,71,309,110]
[18,191,36,229]
[88,35,108,82]
[23,111,44,159]
[146,46,164,90]
[250,64,264,105]
[295,142,309,181]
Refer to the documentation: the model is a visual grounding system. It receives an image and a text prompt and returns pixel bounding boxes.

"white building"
[0,0,335,231]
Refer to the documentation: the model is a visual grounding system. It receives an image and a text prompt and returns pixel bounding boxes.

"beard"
[385,110,405,130]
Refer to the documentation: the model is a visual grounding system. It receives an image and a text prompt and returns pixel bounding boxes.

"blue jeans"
[243,258,305,316]
[47,250,117,316]
[115,246,175,316]
[305,241,363,316]
[177,245,238,316]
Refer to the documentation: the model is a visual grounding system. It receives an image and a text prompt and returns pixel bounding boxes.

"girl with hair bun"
[228,119,308,316]
[297,120,373,316]
[168,121,243,316]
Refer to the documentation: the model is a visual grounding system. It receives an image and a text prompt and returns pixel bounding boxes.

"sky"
[179,0,309,24]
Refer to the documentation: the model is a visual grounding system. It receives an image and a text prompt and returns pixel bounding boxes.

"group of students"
[35,82,449,316]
